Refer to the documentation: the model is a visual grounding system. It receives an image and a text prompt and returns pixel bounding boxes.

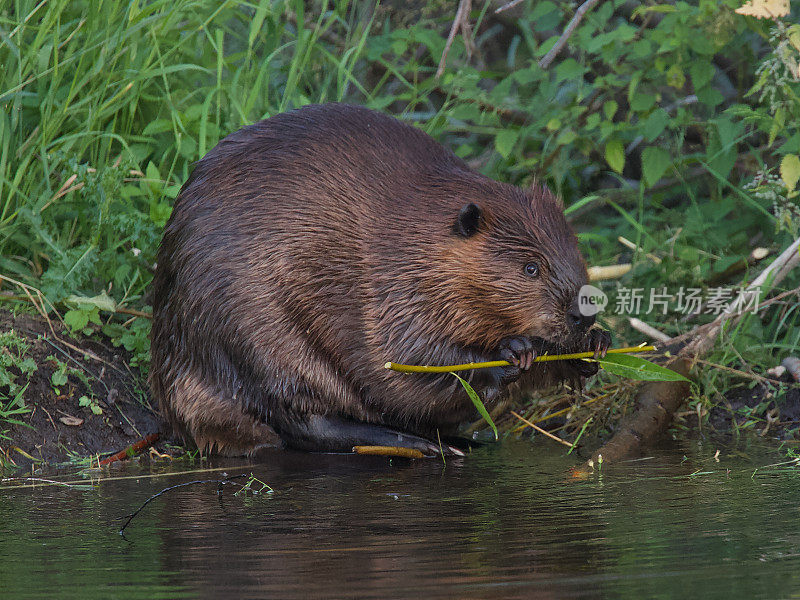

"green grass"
[0,330,36,436]
[1,0,799,437]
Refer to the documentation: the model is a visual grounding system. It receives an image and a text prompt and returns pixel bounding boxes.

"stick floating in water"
[384,344,657,374]
[353,445,425,458]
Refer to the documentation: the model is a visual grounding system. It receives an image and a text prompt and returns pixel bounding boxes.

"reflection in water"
[2,441,800,599]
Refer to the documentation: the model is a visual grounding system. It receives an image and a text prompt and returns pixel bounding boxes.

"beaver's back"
[157,104,479,365]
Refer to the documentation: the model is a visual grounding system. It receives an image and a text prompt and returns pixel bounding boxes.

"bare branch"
[436,0,472,80]
[538,0,603,70]
[628,318,671,343]
[495,0,525,14]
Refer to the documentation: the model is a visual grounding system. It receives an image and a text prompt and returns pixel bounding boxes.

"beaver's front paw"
[587,328,612,358]
[573,328,612,377]
[497,336,537,384]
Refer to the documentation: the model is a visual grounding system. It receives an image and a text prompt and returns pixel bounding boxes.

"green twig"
[385,345,656,374]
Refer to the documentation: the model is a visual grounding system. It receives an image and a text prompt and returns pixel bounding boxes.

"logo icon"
[578,284,607,316]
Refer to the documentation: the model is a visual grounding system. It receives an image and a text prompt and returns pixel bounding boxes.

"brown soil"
[0,309,168,469]
[708,380,800,440]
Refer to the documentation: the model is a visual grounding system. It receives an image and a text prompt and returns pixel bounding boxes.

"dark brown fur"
[150,103,609,455]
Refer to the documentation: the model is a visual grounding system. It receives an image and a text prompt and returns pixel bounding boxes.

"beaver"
[150,103,610,456]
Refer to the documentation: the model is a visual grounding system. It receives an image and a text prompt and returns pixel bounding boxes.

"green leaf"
[63,309,89,332]
[248,0,269,48]
[556,129,577,146]
[770,107,786,146]
[451,373,498,440]
[144,161,163,196]
[597,354,690,382]
[689,34,714,56]
[66,291,117,312]
[51,370,68,387]
[630,93,655,112]
[529,1,559,30]
[90,404,103,415]
[714,118,738,151]
[605,139,625,174]
[546,118,561,131]
[641,109,669,142]
[789,25,800,51]
[631,4,677,18]
[555,59,584,83]
[150,200,173,227]
[641,146,671,187]
[697,87,724,108]
[78,395,91,407]
[142,119,172,136]
[19,357,37,375]
[603,100,618,120]
[495,129,518,159]
[690,62,714,90]
[780,154,800,191]
[665,64,685,89]
[87,306,102,326]
[745,69,770,98]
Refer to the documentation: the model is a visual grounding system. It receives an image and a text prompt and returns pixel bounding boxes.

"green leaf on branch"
[64,309,91,332]
[451,372,498,440]
[780,154,800,191]
[631,4,677,18]
[641,146,671,187]
[788,25,800,51]
[494,129,518,159]
[642,109,669,142]
[605,139,625,174]
[66,291,117,313]
[603,100,618,120]
[597,354,690,382]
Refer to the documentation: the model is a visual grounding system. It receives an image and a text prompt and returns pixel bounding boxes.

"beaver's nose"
[568,298,595,332]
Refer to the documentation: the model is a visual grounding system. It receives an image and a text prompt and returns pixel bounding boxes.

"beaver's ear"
[453,203,482,237]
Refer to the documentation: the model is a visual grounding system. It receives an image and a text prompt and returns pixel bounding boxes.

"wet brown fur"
[150,103,597,455]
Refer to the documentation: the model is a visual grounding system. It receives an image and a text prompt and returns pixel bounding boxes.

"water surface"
[2,440,799,599]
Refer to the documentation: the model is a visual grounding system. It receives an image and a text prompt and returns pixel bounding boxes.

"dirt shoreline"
[1,309,167,469]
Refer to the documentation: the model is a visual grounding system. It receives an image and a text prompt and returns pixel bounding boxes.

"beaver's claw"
[496,336,537,385]
[588,328,611,358]
[498,335,537,370]
[573,328,612,377]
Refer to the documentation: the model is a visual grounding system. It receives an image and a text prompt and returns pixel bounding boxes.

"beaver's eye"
[524,262,540,278]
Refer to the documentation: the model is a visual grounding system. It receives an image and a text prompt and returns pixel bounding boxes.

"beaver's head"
[438,183,593,349]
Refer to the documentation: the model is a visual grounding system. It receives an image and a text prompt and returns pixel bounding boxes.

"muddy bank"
[706,382,800,440]
[0,309,166,469]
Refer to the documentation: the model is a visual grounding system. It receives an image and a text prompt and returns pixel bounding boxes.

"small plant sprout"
[234,474,273,497]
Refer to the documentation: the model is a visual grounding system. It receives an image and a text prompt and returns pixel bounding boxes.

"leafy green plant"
[78,395,103,416]
[47,355,101,414]
[0,331,36,430]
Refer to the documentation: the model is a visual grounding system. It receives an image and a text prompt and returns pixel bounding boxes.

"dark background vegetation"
[1,0,799,441]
